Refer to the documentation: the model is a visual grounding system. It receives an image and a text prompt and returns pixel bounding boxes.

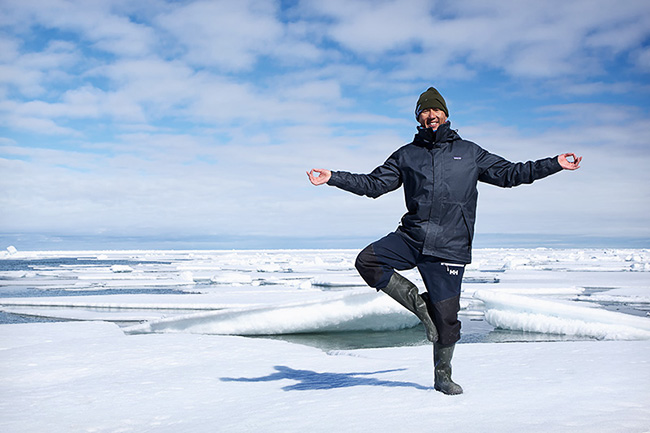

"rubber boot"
[381,272,438,342]
[434,343,463,395]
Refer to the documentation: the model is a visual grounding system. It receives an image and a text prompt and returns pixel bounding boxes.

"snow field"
[0,321,648,433]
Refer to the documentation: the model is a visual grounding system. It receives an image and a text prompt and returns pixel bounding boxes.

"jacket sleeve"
[327,153,402,198]
[476,146,563,187]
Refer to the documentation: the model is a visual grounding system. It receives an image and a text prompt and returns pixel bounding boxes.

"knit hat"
[415,87,448,119]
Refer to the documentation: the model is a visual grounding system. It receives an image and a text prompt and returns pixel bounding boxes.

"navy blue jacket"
[327,122,563,263]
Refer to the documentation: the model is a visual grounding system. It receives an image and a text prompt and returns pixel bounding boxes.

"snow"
[1,247,649,432]
[1,321,649,433]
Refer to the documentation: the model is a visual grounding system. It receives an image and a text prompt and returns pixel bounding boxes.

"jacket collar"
[413,121,458,148]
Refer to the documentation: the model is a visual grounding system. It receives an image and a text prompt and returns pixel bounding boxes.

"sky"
[1,0,649,250]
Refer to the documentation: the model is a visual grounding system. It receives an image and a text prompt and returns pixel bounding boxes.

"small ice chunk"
[179,271,194,282]
[110,265,134,273]
[257,263,282,273]
[6,245,17,255]
[211,272,253,284]
[629,262,648,272]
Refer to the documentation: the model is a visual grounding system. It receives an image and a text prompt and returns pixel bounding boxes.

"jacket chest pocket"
[442,154,478,201]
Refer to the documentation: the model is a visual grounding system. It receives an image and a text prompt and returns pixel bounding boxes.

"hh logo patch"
[442,263,464,276]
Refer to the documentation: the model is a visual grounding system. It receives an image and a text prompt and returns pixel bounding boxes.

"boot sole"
[434,384,463,395]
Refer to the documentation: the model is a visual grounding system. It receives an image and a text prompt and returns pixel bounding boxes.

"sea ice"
[1,248,649,341]
[1,248,650,432]
[0,321,648,433]
[475,290,650,340]
[125,291,418,335]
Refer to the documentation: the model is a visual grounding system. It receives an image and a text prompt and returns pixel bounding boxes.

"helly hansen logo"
[442,262,464,276]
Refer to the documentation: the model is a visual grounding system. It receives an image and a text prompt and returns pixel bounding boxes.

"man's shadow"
[221,365,429,391]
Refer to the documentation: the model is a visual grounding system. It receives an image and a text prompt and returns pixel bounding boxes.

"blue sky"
[1,0,649,250]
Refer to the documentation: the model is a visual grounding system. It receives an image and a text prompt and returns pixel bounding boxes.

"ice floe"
[125,291,417,335]
[1,248,648,342]
[475,290,650,340]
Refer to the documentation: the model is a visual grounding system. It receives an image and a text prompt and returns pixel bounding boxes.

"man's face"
[418,108,448,130]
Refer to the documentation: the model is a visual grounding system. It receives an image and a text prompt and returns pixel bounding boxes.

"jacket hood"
[413,121,459,147]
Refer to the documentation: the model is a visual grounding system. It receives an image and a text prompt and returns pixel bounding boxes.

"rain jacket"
[327,121,563,264]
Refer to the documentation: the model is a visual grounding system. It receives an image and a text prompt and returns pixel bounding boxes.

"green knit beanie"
[415,87,448,119]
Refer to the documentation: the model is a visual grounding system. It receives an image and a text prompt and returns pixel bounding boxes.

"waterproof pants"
[355,231,465,345]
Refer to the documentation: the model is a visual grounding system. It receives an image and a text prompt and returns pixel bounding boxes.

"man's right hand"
[558,153,582,170]
[307,168,331,186]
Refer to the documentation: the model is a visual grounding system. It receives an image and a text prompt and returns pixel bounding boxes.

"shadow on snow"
[221,365,430,391]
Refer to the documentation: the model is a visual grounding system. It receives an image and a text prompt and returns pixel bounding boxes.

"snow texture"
[1,248,649,432]
[1,321,649,433]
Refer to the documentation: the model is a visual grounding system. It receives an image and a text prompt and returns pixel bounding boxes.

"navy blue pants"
[355,231,465,345]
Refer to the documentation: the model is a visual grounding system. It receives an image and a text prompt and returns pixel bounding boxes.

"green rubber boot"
[381,272,438,342]
[434,343,463,395]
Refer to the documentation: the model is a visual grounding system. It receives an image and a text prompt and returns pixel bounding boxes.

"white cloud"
[299,0,650,80]
[0,0,158,57]
[301,0,431,55]
[0,37,79,97]
[633,46,650,71]
[1,113,81,136]
[155,0,283,71]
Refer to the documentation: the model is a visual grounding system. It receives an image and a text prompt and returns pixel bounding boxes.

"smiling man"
[307,86,581,394]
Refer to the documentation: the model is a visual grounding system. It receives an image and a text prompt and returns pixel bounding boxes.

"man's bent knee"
[355,245,386,288]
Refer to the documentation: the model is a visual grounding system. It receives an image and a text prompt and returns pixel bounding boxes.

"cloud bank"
[1,0,649,248]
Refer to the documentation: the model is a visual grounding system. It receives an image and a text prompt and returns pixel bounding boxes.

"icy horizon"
[2,246,648,344]
[2,232,649,252]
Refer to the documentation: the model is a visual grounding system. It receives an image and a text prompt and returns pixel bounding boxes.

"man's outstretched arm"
[307,156,401,198]
[477,150,583,187]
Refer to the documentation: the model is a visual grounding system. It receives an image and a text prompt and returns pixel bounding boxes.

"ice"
[0,321,124,350]
[475,290,650,340]
[1,248,650,432]
[210,271,253,285]
[1,321,649,433]
[1,248,649,338]
[125,291,418,335]
[110,264,133,273]
[310,274,367,288]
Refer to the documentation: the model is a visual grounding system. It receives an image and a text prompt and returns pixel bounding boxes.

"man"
[307,87,581,395]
